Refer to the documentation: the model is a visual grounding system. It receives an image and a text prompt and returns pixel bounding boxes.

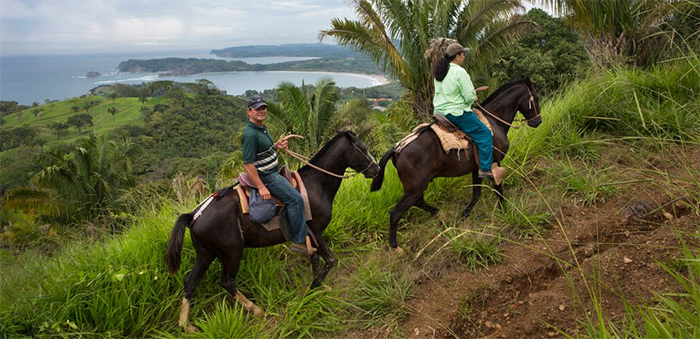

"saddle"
[393,109,506,184]
[235,167,313,233]
[432,108,493,138]
[237,166,296,206]
[433,114,467,139]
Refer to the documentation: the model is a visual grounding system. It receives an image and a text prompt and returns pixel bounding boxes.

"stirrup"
[478,169,494,179]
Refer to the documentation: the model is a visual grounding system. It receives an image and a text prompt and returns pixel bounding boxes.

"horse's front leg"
[492,161,506,210]
[462,171,482,218]
[310,235,336,288]
[310,250,320,278]
[494,183,505,210]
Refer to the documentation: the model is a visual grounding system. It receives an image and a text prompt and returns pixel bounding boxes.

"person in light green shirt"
[433,43,493,179]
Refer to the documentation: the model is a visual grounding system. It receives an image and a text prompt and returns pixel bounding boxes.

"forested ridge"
[118,43,383,76]
[210,43,360,58]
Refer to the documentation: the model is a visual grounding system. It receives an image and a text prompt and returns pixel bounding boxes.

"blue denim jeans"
[259,172,306,244]
[445,112,493,171]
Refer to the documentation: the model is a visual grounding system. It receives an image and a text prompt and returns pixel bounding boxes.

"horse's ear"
[336,129,356,138]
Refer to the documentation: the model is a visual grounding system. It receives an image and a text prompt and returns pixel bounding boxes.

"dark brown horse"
[166,131,379,332]
[370,79,543,250]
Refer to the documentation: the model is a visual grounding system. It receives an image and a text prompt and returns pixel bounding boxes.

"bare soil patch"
[360,142,699,339]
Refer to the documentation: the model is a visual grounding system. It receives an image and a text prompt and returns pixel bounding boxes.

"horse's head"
[341,131,380,178]
[520,78,542,128]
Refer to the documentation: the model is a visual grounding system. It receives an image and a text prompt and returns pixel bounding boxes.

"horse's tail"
[370,147,396,192]
[166,213,193,275]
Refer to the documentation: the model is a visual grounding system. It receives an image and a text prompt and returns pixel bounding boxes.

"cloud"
[0,0,356,55]
[113,17,185,42]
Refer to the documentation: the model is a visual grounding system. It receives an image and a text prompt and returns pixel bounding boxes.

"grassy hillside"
[1,96,164,147]
[1,59,698,338]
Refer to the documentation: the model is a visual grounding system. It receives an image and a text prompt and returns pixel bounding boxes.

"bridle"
[474,84,541,129]
[283,137,376,179]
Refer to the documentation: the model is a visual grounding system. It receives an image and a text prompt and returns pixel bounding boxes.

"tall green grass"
[506,56,700,166]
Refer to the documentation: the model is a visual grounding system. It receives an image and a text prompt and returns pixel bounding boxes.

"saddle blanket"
[394,108,493,154]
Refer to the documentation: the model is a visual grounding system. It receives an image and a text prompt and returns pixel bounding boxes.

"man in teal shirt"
[432,43,493,179]
[242,95,310,255]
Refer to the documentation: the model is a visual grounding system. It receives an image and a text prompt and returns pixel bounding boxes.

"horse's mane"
[306,131,351,165]
[480,78,533,107]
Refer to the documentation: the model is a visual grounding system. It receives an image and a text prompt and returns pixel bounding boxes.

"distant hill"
[118,43,384,76]
[210,43,359,58]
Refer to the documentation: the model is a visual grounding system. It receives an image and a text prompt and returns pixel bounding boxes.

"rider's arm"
[243,163,271,200]
[459,70,476,107]
[242,132,271,200]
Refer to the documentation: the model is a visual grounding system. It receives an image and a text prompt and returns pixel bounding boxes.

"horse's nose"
[529,117,542,128]
[365,163,381,178]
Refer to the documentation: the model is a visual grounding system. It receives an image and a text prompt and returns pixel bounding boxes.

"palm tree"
[2,134,143,226]
[265,77,341,156]
[107,106,118,120]
[66,113,93,134]
[330,98,377,141]
[320,0,533,119]
[533,0,698,67]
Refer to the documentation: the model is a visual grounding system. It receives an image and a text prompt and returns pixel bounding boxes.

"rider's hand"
[258,186,271,200]
[275,134,304,150]
[275,139,289,150]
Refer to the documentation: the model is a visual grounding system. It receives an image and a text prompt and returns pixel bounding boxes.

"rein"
[474,85,541,129]
[283,141,375,179]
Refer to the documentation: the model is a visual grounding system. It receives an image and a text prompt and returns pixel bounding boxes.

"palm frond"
[2,187,73,219]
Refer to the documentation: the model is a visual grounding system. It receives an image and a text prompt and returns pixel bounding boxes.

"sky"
[0,0,358,56]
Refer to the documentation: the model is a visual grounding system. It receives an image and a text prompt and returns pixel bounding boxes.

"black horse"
[166,131,379,332]
[370,79,543,250]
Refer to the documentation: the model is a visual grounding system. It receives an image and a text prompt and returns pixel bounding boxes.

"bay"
[0,50,384,105]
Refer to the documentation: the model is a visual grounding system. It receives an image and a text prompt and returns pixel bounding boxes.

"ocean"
[0,50,384,105]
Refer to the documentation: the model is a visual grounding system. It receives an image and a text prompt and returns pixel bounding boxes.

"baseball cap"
[445,43,470,57]
[247,95,268,109]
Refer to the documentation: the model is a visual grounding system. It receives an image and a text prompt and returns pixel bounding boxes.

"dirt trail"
[396,146,699,339]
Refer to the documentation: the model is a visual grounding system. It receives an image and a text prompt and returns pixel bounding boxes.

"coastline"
[286,71,390,86]
[342,72,390,86]
[148,69,392,87]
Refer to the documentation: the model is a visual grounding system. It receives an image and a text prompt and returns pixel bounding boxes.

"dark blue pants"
[445,112,493,171]
[260,172,306,244]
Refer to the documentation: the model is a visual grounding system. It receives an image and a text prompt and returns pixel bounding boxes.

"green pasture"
[1,96,167,152]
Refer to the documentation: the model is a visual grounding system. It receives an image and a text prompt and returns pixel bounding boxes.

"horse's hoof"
[436,210,449,222]
[394,247,405,255]
[252,306,264,317]
[461,209,473,218]
[184,324,197,334]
